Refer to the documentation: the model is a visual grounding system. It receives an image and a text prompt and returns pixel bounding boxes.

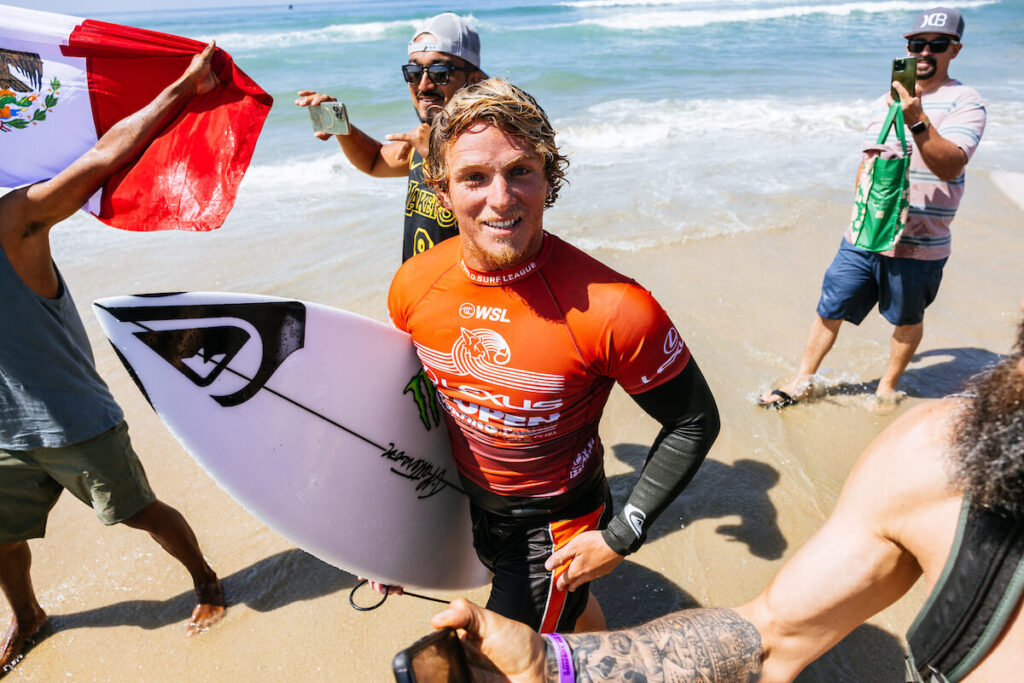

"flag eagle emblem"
[0,48,59,132]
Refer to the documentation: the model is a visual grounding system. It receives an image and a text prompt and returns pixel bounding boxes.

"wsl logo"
[0,49,60,133]
[458,302,511,323]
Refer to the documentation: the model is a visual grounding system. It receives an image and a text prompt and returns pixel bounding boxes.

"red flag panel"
[62,20,272,231]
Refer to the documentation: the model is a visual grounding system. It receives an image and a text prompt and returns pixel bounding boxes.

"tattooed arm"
[564,608,762,682]
[431,599,762,682]
[426,405,959,682]
[429,410,937,682]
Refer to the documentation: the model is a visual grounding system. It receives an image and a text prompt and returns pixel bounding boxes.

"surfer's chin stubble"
[463,238,530,272]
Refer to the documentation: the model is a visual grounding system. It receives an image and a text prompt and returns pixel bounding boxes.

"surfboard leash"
[349,579,449,611]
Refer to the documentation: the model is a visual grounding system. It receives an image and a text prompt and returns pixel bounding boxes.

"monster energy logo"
[404,369,442,430]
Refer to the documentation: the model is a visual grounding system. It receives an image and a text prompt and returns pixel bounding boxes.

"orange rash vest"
[388,233,690,501]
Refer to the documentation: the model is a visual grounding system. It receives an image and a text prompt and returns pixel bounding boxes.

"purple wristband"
[543,633,574,683]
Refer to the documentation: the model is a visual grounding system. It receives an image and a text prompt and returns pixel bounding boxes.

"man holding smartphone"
[760,7,986,408]
[295,13,485,262]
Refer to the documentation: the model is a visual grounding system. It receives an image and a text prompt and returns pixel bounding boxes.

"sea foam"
[197,19,416,51]
[576,0,997,31]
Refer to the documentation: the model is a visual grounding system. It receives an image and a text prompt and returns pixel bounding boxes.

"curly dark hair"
[949,317,1024,515]
[422,78,568,207]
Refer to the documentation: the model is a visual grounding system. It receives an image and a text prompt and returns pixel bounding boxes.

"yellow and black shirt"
[403,150,459,262]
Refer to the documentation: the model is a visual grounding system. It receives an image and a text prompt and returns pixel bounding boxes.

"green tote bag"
[848,102,911,252]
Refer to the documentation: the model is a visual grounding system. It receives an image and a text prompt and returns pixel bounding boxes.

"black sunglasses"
[402,63,475,86]
[907,37,957,54]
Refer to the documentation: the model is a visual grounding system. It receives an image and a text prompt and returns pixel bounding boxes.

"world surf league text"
[380,443,451,498]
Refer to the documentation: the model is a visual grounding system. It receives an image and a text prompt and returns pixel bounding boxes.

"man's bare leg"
[121,500,225,637]
[876,322,923,398]
[0,542,47,670]
[573,592,606,632]
[760,316,843,405]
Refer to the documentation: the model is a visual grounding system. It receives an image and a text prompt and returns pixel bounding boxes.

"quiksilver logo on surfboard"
[98,300,306,407]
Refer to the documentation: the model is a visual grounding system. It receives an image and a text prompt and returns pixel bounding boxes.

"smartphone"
[392,628,470,683]
[891,57,917,100]
[308,101,349,135]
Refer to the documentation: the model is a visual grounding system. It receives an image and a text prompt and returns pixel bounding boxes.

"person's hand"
[545,530,625,592]
[181,41,219,97]
[386,123,430,160]
[358,576,404,596]
[889,81,926,127]
[431,598,547,683]
[295,90,339,140]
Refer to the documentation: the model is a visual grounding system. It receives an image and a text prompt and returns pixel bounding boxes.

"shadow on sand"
[20,549,355,658]
[815,346,1001,401]
[592,558,700,628]
[899,346,1001,398]
[608,443,787,560]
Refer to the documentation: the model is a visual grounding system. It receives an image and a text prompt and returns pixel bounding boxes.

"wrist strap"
[543,633,575,683]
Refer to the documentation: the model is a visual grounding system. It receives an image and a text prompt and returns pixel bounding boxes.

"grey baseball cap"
[904,7,965,39]
[408,12,481,68]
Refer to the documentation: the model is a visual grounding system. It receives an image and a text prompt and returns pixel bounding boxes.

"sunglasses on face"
[907,37,957,54]
[402,63,475,86]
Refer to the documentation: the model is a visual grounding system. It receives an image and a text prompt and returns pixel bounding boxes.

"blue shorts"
[817,240,947,326]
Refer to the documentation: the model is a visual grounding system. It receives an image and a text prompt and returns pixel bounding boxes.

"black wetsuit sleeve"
[602,358,720,556]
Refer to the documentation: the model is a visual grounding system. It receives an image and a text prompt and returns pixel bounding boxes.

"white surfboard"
[93,292,488,590]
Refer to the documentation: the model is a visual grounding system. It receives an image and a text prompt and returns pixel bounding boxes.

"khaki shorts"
[0,421,155,543]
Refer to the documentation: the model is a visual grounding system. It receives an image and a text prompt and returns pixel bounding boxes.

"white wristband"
[543,633,574,683]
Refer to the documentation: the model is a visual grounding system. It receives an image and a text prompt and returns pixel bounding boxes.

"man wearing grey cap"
[760,7,986,410]
[296,13,484,262]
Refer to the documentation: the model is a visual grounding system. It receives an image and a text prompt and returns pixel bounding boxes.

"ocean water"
[58,0,1024,266]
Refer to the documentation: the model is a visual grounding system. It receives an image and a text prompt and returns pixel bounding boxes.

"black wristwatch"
[910,118,930,135]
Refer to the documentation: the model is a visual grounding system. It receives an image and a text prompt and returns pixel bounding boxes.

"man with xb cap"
[760,7,986,409]
[296,13,485,262]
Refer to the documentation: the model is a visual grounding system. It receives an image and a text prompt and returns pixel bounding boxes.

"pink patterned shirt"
[845,79,986,261]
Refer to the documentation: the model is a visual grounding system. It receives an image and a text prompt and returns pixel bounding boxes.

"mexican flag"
[0,5,272,231]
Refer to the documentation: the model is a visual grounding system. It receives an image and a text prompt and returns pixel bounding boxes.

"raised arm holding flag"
[0,4,271,232]
[0,11,271,671]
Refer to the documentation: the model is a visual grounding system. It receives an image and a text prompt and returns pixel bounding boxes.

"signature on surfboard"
[380,443,451,499]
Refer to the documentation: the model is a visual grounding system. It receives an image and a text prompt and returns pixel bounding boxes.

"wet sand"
[4,169,1022,681]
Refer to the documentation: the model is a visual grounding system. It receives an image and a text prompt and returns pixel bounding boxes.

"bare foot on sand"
[184,578,225,638]
[1,607,47,672]
[867,390,906,414]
